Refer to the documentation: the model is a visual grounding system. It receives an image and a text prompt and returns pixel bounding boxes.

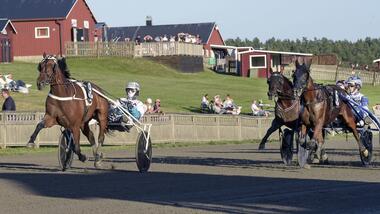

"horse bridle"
[38,56,58,86]
[268,72,295,100]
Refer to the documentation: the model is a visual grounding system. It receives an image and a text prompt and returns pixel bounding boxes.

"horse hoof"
[26,142,36,148]
[79,154,87,163]
[312,158,320,164]
[362,149,369,158]
[258,143,265,150]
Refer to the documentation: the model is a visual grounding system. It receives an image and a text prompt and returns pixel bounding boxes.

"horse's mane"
[57,57,71,79]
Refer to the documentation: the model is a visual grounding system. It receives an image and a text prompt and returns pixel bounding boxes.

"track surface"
[0,138,380,214]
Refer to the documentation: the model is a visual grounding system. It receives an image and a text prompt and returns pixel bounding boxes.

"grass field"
[0,57,379,113]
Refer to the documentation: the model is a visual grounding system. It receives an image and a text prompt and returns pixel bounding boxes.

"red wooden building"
[0,19,17,63]
[239,49,313,78]
[0,0,98,60]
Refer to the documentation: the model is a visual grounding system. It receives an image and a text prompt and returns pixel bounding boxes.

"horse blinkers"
[37,58,57,90]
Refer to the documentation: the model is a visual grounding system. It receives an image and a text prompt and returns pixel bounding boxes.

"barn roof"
[0,18,17,34]
[107,22,216,44]
[0,0,95,21]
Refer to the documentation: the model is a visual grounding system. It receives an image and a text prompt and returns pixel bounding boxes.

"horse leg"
[72,127,87,162]
[341,107,368,157]
[27,115,56,148]
[81,122,102,167]
[259,119,282,150]
[311,123,324,164]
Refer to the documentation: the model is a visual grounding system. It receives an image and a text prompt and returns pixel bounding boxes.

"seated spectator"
[196,34,202,44]
[143,35,153,42]
[0,74,6,89]
[251,100,269,117]
[152,99,163,113]
[212,95,224,114]
[169,35,176,42]
[200,94,212,113]
[3,74,31,94]
[162,35,168,42]
[373,104,380,116]
[145,98,154,114]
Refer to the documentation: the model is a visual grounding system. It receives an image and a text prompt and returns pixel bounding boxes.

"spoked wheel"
[58,129,74,171]
[280,129,294,165]
[135,131,152,173]
[360,130,373,166]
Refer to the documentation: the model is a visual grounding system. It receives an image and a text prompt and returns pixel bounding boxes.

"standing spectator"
[279,65,285,74]
[1,88,16,111]
[196,34,202,44]
[135,36,141,45]
[152,99,162,113]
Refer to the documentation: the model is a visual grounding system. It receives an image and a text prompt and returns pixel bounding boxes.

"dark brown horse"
[292,61,369,164]
[259,71,301,150]
[27,55,109,167]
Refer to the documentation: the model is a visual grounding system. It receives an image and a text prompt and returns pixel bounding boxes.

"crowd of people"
[201,94,242,115]
[131,33,202,45]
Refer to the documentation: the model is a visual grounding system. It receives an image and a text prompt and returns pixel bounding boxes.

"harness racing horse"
[259,71,300,148]
[27,55,109,168]
[292,61,369,166]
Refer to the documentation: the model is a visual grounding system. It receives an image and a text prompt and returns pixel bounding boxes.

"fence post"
[334,63,339,82]
[96,41,100,59]
[372,70,377,86]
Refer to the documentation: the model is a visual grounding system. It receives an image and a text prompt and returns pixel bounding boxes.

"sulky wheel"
[58,129,74,171]
[135,131,152,173]
[359,129,373,167]
[280,128,294,165]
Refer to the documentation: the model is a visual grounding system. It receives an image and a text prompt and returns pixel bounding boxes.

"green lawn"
[0,57,379,113]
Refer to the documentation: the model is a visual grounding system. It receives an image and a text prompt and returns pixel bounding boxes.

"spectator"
[196,34,202,44]
[223,94,234,110]
[201,94,211,113]
[135,36,141,45]
[152,99,162,113]
[0,74,6,89]
[251,100,268,117]
[162,35,168,42]
[1,88,16,111]
[169,35,176,42]
[280,65,285,74]
[145,98,154,114]
[373,104,380,116]
[212,95,224,114]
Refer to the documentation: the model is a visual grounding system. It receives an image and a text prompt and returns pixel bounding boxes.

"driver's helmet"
[347,76,362,89]
[125,81,140,99]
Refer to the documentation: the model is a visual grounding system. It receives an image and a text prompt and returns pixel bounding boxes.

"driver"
[121,81,146,122]
[346,76,370,126]
[109,82,146,130]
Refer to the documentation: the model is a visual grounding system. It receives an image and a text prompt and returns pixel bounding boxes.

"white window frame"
[249,54,267,69]
[71,19,77,27]
[84,20,89,29]
[35,27,50,39]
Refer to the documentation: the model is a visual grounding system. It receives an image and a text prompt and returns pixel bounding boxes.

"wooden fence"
[0,112,276,148]
[65,42,204,58]
[283,64,380,85]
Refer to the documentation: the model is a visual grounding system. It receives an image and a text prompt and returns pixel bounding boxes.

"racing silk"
[348,91,369,120]
[120,98,146,120]
[350,92,369,110]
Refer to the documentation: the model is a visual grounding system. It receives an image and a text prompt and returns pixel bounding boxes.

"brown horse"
[27,55,109,168]
[292,61,369,165]
[259,70,301,150]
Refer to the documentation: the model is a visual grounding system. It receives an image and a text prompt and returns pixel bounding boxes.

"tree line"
[225,37,380,67]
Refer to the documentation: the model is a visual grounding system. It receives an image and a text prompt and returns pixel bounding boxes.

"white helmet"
[125,81,140,98]
[348,77,362,89]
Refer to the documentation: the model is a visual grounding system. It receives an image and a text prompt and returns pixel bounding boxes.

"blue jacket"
[2,96,16,111]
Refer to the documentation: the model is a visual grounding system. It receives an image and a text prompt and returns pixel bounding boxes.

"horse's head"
[267,69,293,101]
[292,60,311,98]
[37,54,70,90]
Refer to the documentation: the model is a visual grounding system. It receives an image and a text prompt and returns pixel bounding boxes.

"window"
[84,20,89,29]
[35,27,50,38]
[250,55,267,69]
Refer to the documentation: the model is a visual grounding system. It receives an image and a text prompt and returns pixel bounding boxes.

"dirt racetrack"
[0,137,379,214]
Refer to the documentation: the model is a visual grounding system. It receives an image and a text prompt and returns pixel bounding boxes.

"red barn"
[0,19,17,63]
[239,50,313,78]
[0,0,97,60]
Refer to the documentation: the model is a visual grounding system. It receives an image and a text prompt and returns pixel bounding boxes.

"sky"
[87,0,380,42]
